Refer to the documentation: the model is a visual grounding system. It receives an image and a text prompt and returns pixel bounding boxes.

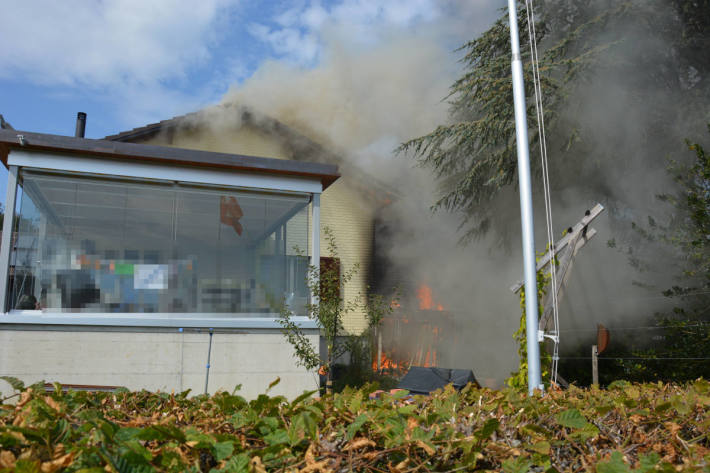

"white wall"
[0,328,319,399]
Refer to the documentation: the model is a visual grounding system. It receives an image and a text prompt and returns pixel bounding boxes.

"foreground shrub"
[0,378,709,472]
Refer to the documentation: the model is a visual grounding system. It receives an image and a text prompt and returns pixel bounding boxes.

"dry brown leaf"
[299,459,331,473]
[343,437,375,451]
[8,431,27,443]
[394,459,410,471]
[249,456,267,473]
[416,440,435,456]
[305,443,317,464]
[52,443,66,459]
[407,417,419,431]
[664,422,681,436]
[41,452,74,473]
[16,389,33,409]
[185,440,199,447]
[0,450,16,469]
[44,396,61,412]
[12,407,28,427]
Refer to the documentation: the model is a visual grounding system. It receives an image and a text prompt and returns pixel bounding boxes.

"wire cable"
[524,0,560,384]
[560,356,710,361]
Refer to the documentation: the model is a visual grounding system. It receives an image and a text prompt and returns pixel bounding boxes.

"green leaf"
[290,411,317,442]
[14,459,41,473]
[0,376,25,392]
[607,380,630,390]
[290,390,317,408]
[596,451,631,473]
[347,391,363,414]
[267,377,281,391]
[571,423,599,442]
[115,427,143,442]
[555,409,588,429]
[594,405,614,416]
[475,418,500,441]
[638,452,661,473]
[185,428,215,449]
[263,428,289,446]
[220,453,249,473]
[212,441,235,461]
[670,395,692,415]
[139,424,186,443]
[347,413,368,440]
[502,457,533,473]
[530,441,551,455]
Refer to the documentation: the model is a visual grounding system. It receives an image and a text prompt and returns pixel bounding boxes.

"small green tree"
[278,227,393,394]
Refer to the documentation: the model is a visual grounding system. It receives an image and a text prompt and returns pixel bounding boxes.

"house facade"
[0,127,338,399]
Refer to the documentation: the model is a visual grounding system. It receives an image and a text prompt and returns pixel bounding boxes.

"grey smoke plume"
[211,0,706,386]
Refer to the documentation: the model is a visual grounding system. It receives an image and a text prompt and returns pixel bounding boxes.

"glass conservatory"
[0,131,338,328]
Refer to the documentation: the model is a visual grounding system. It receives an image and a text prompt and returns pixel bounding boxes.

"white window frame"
[0,150,322,329]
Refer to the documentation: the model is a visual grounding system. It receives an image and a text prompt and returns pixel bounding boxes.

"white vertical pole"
[508,0,542,394]
[310,193,321,307]
[0,165,20,312]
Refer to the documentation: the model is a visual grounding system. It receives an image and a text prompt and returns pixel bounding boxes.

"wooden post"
[592,345,599,386]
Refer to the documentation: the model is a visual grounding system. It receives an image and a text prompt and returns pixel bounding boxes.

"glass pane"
[8,169,310,316]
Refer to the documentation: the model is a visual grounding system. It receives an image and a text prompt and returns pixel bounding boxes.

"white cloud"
[0,0,239,88]
[247,23,321,65]
[246,0,495,65]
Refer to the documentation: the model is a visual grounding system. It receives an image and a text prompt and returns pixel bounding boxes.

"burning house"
[104,105,461,375]
[0,106,470,397]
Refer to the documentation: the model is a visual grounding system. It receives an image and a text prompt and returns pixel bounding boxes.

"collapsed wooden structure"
[511,203,605,385]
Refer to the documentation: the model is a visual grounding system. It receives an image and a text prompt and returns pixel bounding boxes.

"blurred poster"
[134,264,169,290]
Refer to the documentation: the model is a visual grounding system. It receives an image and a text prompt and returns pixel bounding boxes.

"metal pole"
[204,328,214,395]
[507,0,542,394]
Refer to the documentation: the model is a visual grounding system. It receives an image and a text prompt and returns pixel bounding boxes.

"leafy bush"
[1,376,709,472]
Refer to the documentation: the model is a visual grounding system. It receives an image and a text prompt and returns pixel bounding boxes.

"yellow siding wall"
[142,126,374,334]
[319,180,375,333]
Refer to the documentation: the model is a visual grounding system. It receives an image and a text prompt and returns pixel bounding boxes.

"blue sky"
[0,0,499,207]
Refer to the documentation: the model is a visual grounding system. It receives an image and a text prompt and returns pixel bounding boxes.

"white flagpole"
[507,0,543,394]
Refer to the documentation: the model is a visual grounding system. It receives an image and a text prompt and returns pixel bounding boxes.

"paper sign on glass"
[134,264,169,290]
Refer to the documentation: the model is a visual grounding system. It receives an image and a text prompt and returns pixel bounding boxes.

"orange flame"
[372,354,403,372]
[417,284,445,311]
[417,284,433,310]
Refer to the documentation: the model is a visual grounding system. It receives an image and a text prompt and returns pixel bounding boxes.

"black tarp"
[397,367,478,395]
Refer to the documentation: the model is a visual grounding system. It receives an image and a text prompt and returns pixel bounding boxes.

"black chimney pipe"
[75,112,87,138]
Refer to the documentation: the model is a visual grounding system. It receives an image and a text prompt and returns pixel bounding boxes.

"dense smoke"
[209,0,706,386]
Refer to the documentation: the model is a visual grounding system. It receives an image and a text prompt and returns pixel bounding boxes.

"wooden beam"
[538,229,597,331]
[510,203,604,293]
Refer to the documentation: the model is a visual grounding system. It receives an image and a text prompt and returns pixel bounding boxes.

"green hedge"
[1,377,708,472]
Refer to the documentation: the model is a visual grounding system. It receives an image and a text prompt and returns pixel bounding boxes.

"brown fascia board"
[104,105,398,203]
[0,129,340,190]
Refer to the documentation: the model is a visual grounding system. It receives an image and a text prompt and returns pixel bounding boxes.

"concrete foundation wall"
[0,328,319,399]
